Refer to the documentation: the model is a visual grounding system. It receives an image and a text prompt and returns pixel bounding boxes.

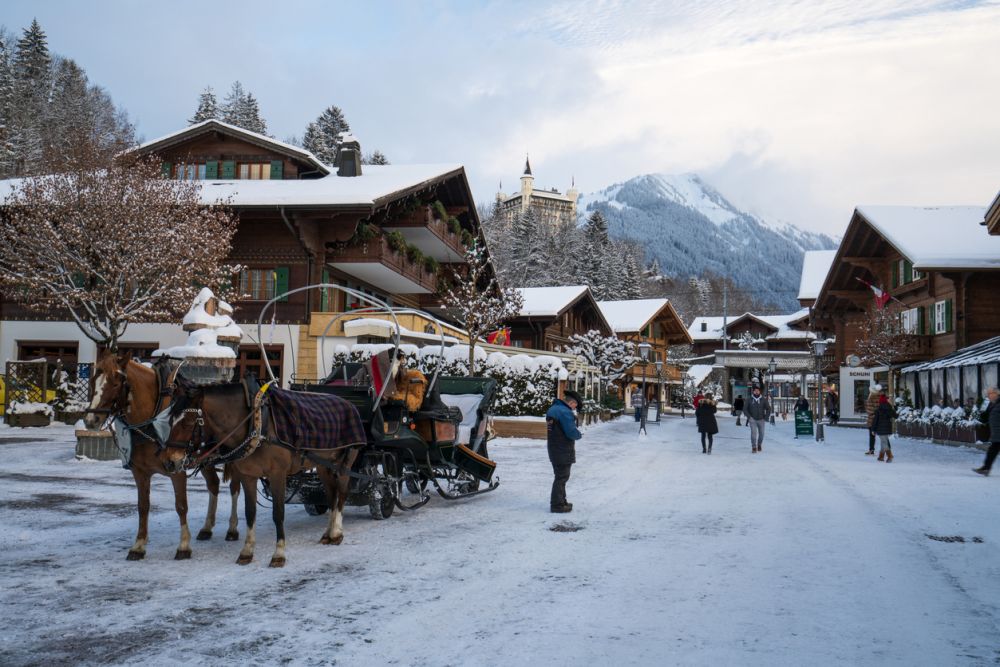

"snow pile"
[328,344,571,416]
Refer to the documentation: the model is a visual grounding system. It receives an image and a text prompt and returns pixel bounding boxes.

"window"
[174,163,207,180]
[239,267,289,301]
[236,344,282,382]
[900,307,920,334]
[911,267,924,281]
[238,163,271,180]
[700,322,707,332]
[934,299,952,335]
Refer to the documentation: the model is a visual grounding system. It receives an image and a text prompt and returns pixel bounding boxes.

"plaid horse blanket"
[266,386,367,451]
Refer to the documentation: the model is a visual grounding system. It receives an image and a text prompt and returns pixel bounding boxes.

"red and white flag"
[855,277,892,309]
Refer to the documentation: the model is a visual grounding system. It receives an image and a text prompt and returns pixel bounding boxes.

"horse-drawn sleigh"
[90,285,499,566]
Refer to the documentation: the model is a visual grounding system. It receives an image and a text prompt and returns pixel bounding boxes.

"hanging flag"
[486,328,511,345]
[855,277,892,309]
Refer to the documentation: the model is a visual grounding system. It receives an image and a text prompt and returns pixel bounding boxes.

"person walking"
[793,395,810,440]
[973,386,1000,476]
[733,394,745,426]
[546,390,583,513]
[865,384,882,455]
[743,385,771,453]
[871,394,896,462]
[826,389,840,426]
[693,390,705,410]
[695,391,719,454]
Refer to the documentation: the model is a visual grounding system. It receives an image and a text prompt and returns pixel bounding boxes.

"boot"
[707,446,712,455]
[752,446,758,453]
[973,467,990,476]
[551,504,572,513]
[865,450,875,456]
[877,451,885,461]
[886,450,893,463]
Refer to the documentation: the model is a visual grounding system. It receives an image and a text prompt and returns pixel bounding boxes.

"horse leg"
[127,469,151,560]
[196,467,220,541]
[268,474,287,568]
[225,471,241,541]
[236,475,257,565]
[321,451,358,546]
[171,473,192,560]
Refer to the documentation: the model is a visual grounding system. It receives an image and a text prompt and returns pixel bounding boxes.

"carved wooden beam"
[840,256,883,275]
[827,290,872,306]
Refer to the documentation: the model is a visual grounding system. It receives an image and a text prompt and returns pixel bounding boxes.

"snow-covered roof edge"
[133,119,331,175]
[798,250,837,301]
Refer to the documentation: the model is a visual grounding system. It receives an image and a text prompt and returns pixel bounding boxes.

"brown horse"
[163,380,364,567]
[85,352,240,560]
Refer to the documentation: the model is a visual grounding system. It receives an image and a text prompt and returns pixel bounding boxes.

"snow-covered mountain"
[578,173,838,311]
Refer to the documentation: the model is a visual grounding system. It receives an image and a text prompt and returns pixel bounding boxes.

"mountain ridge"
[577,173,838,310]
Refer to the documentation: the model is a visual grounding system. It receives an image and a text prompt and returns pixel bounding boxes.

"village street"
[1,414,998,666]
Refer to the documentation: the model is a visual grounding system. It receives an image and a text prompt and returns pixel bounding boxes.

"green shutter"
[320,268,330,311]
[274,266,290,302]
[945,299,953,333]
[270,160,283,180]
[161,161,172,179]
[891,262,899,288]
[903,259,913,284]
[221,160,235,179]
[205,161,218,179]
[918,306,926,335]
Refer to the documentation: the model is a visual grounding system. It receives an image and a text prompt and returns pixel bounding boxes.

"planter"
[75,429,118,461]
[6,413,52,427]
[896,422,930,439]
[897,422,988,445]
[56,411,85,425]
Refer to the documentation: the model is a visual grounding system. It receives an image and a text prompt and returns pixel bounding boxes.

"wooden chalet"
[596,298,691,402]
[987,190,1000,236]
[509,286,613,352]
[687,311,815,358]
[0,119,489,383]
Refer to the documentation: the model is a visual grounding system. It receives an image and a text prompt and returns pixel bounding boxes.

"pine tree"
[9,18,51,175]
[241,92,266,134]
[0,35,14,172]
[188,86,218,124]
[302,105,351,165]
[220,81,266,134]
[508,207,548,287]
[42,57,89,166]
[362,150,389,165]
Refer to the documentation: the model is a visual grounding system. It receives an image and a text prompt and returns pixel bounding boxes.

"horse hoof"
[321,534,344,546]
[174,549,192,560]
[268,557,286,568]
[196,530,212,541]
[225,531,240,542]
[236,555,253,565]
[126,550,145,561]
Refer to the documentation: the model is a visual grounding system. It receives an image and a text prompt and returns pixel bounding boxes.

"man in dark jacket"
[973,386,1000,476]
[743,385,770,453]
[547,390,583,512]
[733,394,744,425]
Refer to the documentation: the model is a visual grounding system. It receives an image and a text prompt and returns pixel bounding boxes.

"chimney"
[336,133,362,177]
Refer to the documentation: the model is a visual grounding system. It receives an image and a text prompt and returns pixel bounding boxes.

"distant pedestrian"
[743,385,771,453]
[871,394,896,462]
[733,394,745,425]
[973,386,1000,477]
[546,390,583,513]
[632,390,644,423]
[865,385,882,455]
[695,391,719,454]
[826,390,840,425]
[693,391,705,409]
[793,395,810,440]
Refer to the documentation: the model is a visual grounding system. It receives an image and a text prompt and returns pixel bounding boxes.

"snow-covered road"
[1,414,998,666]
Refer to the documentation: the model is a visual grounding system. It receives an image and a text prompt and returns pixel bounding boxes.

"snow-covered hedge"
[327,344,570,417]
[896,401,986,429]
[8,401,54,416]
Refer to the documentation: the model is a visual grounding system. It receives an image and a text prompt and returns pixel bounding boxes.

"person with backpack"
[871,394,896,462]
[695,391,719,454]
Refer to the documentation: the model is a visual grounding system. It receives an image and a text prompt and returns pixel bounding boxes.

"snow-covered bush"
[896,403,983,429]
[52,370,90,413]
[8,401,54,416]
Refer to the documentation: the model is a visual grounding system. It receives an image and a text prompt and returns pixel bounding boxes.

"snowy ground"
[1,414,998,666]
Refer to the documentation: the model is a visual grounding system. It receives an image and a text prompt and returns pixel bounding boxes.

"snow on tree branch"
[565,329,636,387]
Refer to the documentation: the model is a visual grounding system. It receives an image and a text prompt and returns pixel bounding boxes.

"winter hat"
[563,390,583,406]
[878,394,889,405]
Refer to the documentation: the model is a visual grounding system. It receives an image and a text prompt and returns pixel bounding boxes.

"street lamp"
[768,357,777,424]
[812,338,828,442]
[637,342,651,435]
[654,360,663,423]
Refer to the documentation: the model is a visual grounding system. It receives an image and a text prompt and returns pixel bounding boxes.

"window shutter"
[270,160,283,180]
[205,161,218,179]
[891,261,899,288]
[161,162,172,179]
[221,160,235,179]
[274,267,290,302]
[320,268,330,311]
[945,299,953,333]
[903,259,913,284]
[918,306,926,335]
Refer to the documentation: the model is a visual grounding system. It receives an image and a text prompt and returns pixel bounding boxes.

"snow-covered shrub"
[52,370,90,413]
[8,401,54,416]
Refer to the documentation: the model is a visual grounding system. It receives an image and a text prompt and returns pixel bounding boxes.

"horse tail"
[223,462,233,484]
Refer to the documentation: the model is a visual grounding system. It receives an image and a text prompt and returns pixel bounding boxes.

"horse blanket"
[266,386,367,451]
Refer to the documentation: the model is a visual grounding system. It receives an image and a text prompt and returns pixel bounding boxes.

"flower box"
[6,413,52,427]
[75,429,118,461]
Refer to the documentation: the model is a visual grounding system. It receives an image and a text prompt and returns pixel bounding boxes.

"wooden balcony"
[381,207,468,262]
[896,335,934,363]
[327,235,438,294]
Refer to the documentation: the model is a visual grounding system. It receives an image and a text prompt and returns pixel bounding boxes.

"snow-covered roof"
[901,335,1000,373]
[596,299,670,333]
[342,317,460,344]
[516,286,590,317]
[135,119,331,174]
[856,205,1000,270]
[798,250,837,301]
[688,309,814,342]
[687,364,715,387]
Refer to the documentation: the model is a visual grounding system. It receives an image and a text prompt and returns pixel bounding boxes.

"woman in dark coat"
[871,394,896,462]
[695,392,719,454]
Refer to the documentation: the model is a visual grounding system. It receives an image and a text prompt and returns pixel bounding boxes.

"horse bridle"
[166,387,258,470]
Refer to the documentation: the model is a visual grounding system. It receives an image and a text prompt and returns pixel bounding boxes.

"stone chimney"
[336,133,362,177]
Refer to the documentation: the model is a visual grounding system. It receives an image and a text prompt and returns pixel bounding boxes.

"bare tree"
[441,242,523,374]
[854,304,918,368]
[0,146,241,349]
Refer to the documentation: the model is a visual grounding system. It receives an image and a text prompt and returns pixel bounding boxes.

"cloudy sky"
[5,0,1000,235]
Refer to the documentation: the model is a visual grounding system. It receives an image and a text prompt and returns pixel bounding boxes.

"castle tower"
[520,155,534,213]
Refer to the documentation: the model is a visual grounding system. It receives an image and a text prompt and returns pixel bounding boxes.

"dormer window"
[700,322,707,332]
